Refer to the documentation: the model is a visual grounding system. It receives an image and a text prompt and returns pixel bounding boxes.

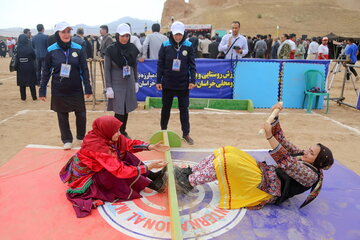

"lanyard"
[173,43,183,59]
[122,56,128,66]
[63,49,70,64]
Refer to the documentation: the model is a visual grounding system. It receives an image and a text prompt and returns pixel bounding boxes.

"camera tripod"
[332,63,359,109]
[327,57,347,91]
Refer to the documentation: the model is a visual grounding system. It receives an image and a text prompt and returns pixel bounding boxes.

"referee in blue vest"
[156,21,196,145]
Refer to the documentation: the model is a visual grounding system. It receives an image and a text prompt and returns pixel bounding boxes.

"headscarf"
[300,143,333,208]
[81,116,122,154]
[105,33,139,68]
[17,34,29,46]
[55,31,71,50]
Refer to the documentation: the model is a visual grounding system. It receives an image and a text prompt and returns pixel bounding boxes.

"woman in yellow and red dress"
[175,102,334,210]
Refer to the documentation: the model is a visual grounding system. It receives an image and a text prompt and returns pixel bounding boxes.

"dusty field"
[0,57,359,175]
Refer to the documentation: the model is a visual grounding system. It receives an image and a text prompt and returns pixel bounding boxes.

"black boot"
[148,173,167,193]
[174,166,193,193]
[148,166,167,181]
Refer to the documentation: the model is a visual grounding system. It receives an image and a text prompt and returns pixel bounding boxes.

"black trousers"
[347,62,358,80]
[36,57,45,85]
[56,111,86,143]
[114,113,128,134]
[20,86,37,100]
[161,88,190,137]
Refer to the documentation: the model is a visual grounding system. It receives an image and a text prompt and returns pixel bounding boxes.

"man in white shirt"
[199,34,212,58]
[318,37,329,60]
[218,21,248,59]
[127,23,143,54]
[140,23,168,61]
[306,37,319,60]
[285,33,296,59]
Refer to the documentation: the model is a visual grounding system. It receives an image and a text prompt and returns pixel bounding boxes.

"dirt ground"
[0,57,359,175]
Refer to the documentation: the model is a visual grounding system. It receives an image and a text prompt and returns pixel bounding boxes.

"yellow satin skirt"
[213,146,272,209]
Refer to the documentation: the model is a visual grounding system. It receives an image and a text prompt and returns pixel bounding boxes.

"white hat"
[54,21,72,32]
[171,21,185,35]
[116,23,131,35]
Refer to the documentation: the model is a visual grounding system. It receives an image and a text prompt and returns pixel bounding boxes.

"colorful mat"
[0,146,359,240]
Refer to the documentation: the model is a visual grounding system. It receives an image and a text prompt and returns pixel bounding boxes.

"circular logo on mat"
[98,160,246,239]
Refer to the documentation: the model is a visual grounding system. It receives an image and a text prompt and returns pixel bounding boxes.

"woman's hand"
[263,122,272,138]
[149,142,170,152]
[271,102,283,112]
[147,160,168,170]
[156,84,162,91]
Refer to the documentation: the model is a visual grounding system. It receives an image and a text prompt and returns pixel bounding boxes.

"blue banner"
[136,59,234,101]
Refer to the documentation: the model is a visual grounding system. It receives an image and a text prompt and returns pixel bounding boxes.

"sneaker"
[183,135,194,145]
[148,166,168,181]
[63,142,72,150]
[174,166,193,194]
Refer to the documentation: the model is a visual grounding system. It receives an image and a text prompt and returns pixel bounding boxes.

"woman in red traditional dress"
[60,115,169,217]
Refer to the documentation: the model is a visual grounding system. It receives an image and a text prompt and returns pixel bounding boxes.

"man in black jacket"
[156,21,196,145]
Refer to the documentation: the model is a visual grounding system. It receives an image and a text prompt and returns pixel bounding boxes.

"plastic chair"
[302,70,329,113]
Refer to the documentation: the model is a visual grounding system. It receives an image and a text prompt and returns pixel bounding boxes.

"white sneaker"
[63,142,72,150]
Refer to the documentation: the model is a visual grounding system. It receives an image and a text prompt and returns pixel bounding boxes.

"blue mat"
[282,63,326,109]
[233,61,280,108]
[171,149,360,240]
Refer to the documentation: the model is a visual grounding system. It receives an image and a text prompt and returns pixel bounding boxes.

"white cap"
[116,23,131,35]
[54,21,72,32]
[171,21,185,35]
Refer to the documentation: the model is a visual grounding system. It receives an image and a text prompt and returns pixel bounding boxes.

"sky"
[0,0,167,29]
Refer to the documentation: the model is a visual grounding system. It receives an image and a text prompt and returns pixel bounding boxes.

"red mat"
[0,146,166,240]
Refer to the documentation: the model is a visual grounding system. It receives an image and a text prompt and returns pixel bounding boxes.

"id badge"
[172,59,181,71]
[123,65,131,78]
[60,64,71,78]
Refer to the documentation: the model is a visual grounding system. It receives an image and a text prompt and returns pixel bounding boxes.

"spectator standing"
[140,23,168,60]
[156,21,196,145]
[199,34,212,58]
[306,37,319,60]
[188,33,199,54]
[254,35,267,58]
[39,21,92,150]
[287,33,296,59]
[0,40,7,57]
[99,25,113,57]
[265,34,273,59]
[318,37,329,60]
[16,34,37,101]
[104,24,140,139]
[7,38,15,57]
[345,38,360,81]
[127,23,143,53]
[32,24,48,85]
[208,36,219,59]
[294,39,306,59]
[218,21,248,59]
[271,37,280,59]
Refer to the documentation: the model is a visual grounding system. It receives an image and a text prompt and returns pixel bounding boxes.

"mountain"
[0,17,156,37]
[161,0,360,38]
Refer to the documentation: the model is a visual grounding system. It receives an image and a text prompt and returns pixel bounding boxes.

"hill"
[161,0,360,37]
[0,17,155,37]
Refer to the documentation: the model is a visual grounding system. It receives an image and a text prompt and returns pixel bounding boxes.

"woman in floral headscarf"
[60,115,169,218]
[175,102,334,210]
